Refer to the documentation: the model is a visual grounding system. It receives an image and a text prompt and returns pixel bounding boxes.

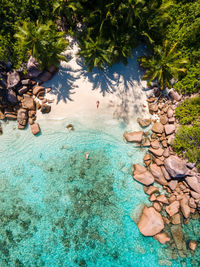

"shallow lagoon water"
[0,119,199,267]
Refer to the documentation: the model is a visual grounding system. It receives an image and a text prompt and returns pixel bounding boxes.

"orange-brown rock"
[185,176,200,194]
[149,194,157,202]
[166,201,180,217]
[137,118,151,128]
[164,124,176,135]
[137,206,164,236]
[145,185,159,195]
[163,217,170,225]
[160,115,168,125]
[123,131,143,143]
[153,202,162,212]
[180,197,190,218]
[157,195,169,205]
[150,140,160,149]
[33,85,45,96]
[189,241,197,251]
[149,148,164,157]
[154,232,170,244]
[161,166,171,181]
[133,164,154,186]
[150,164,167,185]
[168,180,178,191]
[152,122,164,134]
[154,158,163,166]
[31,123,40,135]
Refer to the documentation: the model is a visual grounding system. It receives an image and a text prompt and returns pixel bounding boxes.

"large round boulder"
[164,155,188,179]
[137,206,164,236]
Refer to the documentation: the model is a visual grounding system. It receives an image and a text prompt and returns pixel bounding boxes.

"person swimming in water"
[86,152,90,160]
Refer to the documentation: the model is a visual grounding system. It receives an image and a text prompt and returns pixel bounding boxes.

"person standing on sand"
[96,100,100,109]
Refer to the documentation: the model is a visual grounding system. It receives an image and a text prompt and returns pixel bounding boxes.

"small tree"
[15,20,68,69]
[138,40,189,90]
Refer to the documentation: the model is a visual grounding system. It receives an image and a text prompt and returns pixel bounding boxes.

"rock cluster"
[0,58,56,135]
[131,89,199,255]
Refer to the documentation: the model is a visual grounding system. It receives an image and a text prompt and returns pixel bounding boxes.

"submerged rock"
[137,206,164,236]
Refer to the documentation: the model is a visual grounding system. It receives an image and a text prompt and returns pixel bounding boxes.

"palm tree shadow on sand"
[44,45,149,122]
[76,45,147,97]
[75,45,149,123]
[44,65,79,104]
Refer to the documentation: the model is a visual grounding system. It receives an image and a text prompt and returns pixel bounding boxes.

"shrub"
[175,97,200,125]
[173,125,200,172]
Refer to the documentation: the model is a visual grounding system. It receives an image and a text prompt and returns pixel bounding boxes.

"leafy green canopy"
[173,124,200,172]
[14,21,68,68]
[138,41,188,90]
[175,97,200,125]
[165,0,200,94]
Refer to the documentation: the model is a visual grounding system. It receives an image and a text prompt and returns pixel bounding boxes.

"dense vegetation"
[174,124,200,172]
[175,97,200,125]
[174,97,200,171]
[0,0,199,89]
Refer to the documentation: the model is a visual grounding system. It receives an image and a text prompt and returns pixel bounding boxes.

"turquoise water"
[0,120,199,267]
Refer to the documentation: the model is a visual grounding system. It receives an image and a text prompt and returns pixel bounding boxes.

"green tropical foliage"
[175,97,200,125]
[138,40,189,90]
[173,124,200,172]
[14,21,68,68]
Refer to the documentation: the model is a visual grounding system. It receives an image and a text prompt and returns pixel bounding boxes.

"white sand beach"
[37,38,152,131]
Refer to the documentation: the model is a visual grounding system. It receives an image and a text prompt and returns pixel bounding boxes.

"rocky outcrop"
[133,164,154,186]
[137,206,164,236]
[180,197,190,218]
[164,156,188,179]
[168,89,182,101]
[164,124,176,135]
[149,147,164,157]
[124,131,143,143]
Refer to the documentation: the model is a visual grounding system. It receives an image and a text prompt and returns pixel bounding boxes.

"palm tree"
[138,40,189,90]
[14,20,68,68]
[79,37,112,71]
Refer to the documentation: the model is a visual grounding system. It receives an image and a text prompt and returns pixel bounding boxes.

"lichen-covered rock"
[137,206,164,236]
[17,108,28,126]
[7,89,17,104]
[164,156,188,179]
